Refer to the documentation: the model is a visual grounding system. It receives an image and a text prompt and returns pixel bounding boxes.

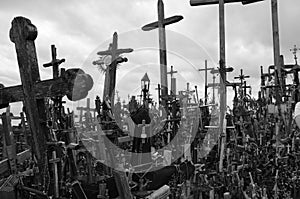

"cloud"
[0,0,299,113]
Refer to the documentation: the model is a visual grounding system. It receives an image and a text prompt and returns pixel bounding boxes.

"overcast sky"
[0,0,299,112]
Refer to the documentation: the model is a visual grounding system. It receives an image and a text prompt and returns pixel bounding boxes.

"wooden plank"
[142,15,183,31]
[0,78,69,105]
[0,149,31,175]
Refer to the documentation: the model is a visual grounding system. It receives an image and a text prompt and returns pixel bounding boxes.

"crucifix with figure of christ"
[142,0,183,108]
[96,32,133,107]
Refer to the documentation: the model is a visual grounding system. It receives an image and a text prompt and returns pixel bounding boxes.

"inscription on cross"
[96,32,133,106]
[142,0,183,106]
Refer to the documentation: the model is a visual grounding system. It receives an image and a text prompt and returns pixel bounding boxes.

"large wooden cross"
[190,0,262,172]
[0,17,93,183]
[97,32,133,106]
[142,0,183,106]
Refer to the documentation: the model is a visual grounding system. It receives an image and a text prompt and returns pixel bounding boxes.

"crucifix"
[190,0,261,172]
[1,16,93,186]
[142,0,183,107]
[97,32,133,107]
[198,60,214,105]
[167,65,178,96]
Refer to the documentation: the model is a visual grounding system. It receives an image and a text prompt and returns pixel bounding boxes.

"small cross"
[234,69,250,85]
[43,45,65,78]
[290,44,300,65]
[167,65,178,78]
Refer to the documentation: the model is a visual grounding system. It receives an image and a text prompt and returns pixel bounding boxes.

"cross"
[43,44,65,78]
[190,0,263,172]
[241,81,251,97]
[167,65,178,95]
[207,75,218,104]
[97,32,133,106]
[1,17,93,184]
[290,44,300,65]
[234,69,250,85]
[142,0,183,106]
[198,60,214,104]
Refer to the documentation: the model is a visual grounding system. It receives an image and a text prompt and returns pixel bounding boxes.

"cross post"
[198,60,214,104]
[142,0,183,107]
[167,65,178,95]
[97,32,133,107]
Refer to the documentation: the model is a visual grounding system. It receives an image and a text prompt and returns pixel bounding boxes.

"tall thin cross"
[142,0,183,106]
[167,65,178,95]
[43,44,65,78]
[97,32,133,106]
[190,0,262,172]
[290,45,300,65]
[198,60,214,104]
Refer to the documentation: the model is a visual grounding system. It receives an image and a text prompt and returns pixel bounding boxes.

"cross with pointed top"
[290,44,300,65]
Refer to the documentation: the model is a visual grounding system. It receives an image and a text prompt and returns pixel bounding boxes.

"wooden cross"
[234,69,250,85]
[97,32,133,106]
[142,0,183,106]
[1,17,93,183]
[290,44,300,65]
[198,60,214,104]
[167,65,178,95]
[207,75,218,104]
[190,0,263,172]
[43,44,65,78]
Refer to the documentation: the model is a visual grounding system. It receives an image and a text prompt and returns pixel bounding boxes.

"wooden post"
[9,16,48,182]
[1,107,17,174]
[218,0,227,172]
[142,0,183,106]
[167,65,178,95]
[271,0,282,100]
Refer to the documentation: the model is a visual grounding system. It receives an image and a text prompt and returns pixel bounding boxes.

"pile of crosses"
[0,16,101,199]
[190,50,300,198]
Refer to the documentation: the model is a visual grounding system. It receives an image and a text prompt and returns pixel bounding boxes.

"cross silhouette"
[290,44,300,65]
